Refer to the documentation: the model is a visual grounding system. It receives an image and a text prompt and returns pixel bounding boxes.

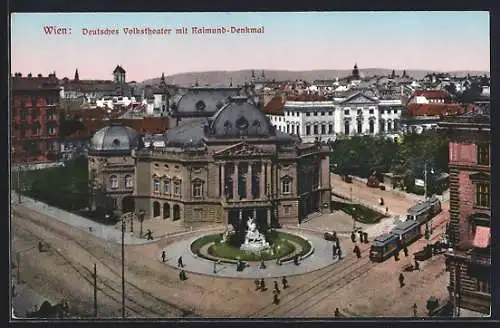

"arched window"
[125,175,133,189]
[153,201,161,217]
[369,119,375,134]
[163,203,170,219]
[109,175,118,189]
[344,121,350,136]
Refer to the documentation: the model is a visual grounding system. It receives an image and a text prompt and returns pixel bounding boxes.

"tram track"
[250,244,373,317]
[13,221,162,317]
[12,207,194,318]
[251,216,449,317]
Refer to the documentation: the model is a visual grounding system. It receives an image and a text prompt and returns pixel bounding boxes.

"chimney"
[28,73,32,78]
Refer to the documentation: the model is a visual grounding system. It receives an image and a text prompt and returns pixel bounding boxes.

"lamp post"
[138,210,145,238]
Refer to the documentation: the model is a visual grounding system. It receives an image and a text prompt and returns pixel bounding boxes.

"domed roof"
[90,124,140,153]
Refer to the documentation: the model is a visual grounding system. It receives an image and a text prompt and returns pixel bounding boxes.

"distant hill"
[141,69,490,87]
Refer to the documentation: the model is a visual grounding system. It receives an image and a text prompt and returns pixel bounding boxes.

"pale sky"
[10,12,490,81]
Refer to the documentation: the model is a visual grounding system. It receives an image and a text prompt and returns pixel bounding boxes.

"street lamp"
[138,210,145,238]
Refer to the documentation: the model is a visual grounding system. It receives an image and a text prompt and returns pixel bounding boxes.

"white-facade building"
[266,92,403,143]
[96,96,138,109]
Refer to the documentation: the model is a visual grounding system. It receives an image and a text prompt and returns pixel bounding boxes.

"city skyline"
[11,11,490,81]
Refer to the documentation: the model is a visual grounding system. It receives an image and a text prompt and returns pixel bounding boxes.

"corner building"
[438,110,491,317]
[133,96,331,228]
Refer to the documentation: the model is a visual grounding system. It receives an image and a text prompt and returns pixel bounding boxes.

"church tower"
[160,72,170,116]
[74,69,79,82]
[352,63,360,80]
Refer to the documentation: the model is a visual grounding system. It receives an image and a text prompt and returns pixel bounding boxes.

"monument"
[240,217,270,253]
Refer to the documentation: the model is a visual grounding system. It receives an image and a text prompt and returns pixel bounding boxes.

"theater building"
[131,95,331,228]
[438,109,491,317]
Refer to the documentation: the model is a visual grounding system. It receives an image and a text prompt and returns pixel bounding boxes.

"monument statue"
[240,216,270,253]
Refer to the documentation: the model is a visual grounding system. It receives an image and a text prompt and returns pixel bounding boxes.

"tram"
[369,220,421,262]
[405,196,442,225]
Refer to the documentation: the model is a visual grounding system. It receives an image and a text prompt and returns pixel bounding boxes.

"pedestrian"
[334,307,340,317]
[403,246,409,257]
[178,256,184,268]
[353,244,361,259]
[282,276,288,289]
[380,197,384,206]
[274,281,280,294]
[332,244,337,258]
[179,269,187,281]
[254,279,261,291]
[414,260,420,271]
[351,231,356,243]
[337,247,343,260]
[385,206,389,215]
[363,232,369,244]
[399,273,405,287]
[394,251,400,261]
[260,278,266,291]
[273,293,280,305]
[161,250,166,263]
[146,229,153,240]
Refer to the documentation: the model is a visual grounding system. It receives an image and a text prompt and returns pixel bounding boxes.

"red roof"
[406,103,467,116]
[261,96,285,115]
[66,117,169,140]
[411,90,451,99]
[473,226,490,248]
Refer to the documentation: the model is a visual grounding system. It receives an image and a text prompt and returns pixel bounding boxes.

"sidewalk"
[12,192,226,246]
[330,174,424,217]
[12,192,159,246]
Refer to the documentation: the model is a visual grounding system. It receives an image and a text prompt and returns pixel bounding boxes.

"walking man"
[260,278,266,291]
[394,251,400,262]
[386,206,389,215]
[282,276,288,289]
[161,250,166,263]
[337,247,343,260]
[399,273,405,287]
[358,230,363,243]
[403,246,409,257]
[254,279,261,291]
[334,308,340,317]
[353,244,361,259]
[178,256,184,268]
[351,231,356,243]
[273,281,280,294]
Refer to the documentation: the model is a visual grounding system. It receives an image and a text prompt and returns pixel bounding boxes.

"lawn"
[191,231,311,262]
[332,201,387,224]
